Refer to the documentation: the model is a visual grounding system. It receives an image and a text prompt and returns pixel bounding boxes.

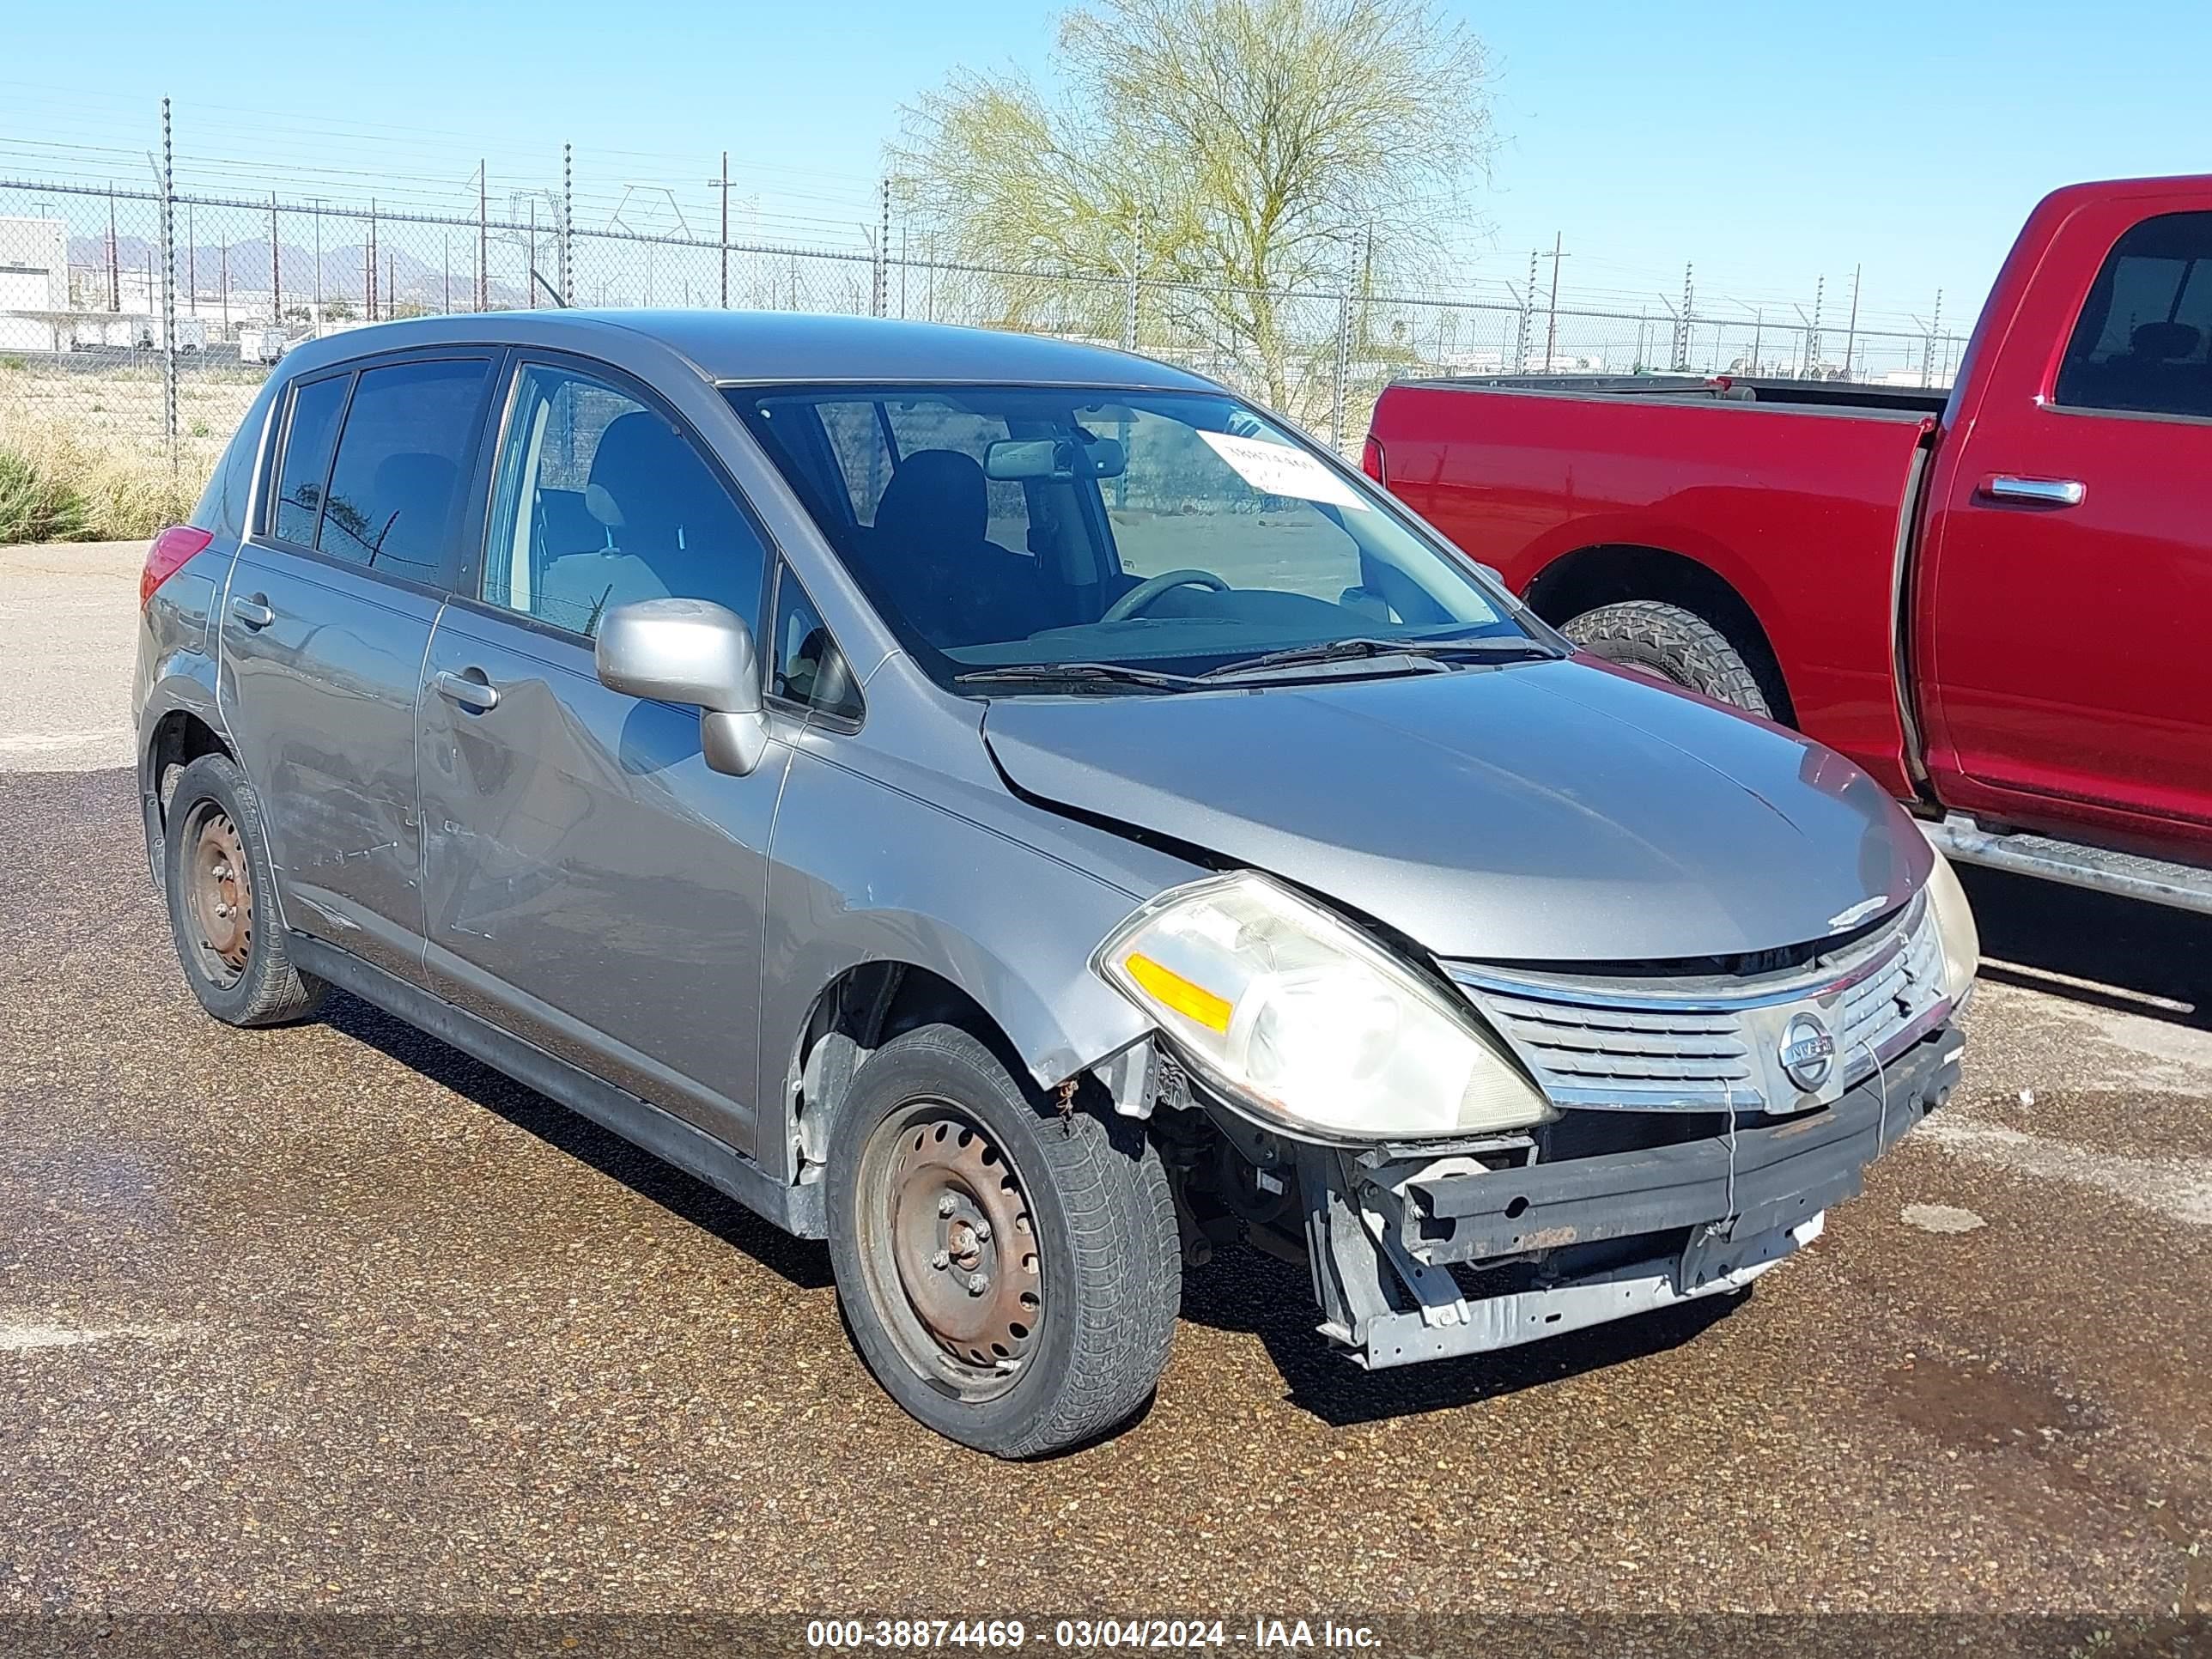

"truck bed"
[1398,373,1950,418]
[1367,375,1941,795]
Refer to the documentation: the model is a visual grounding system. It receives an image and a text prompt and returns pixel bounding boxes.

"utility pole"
[707,150,732,307]
[1841,264,1862,382]
[270,192,281,322]
[368,198,379,319]
[106,187,119,312]
[186,200,196,315]
[1672,262,1694,370]
[1808,273,1826,376]
[562,143,574,306]
[1540,232,1568,371]
[477,161,489,312]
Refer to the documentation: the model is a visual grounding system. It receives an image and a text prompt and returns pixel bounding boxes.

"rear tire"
[161,752,327,1027]
[1562,599,1774,717]
[826,1024,1180,1458]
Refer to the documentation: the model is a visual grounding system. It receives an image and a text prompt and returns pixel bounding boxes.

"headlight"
[1093,871,1553,1141]
[1924,848,1980,1005]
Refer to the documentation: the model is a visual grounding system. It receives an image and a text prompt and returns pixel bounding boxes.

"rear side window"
[2054,211,2212,420]
[314,359,493,578]
[270,374,348,546]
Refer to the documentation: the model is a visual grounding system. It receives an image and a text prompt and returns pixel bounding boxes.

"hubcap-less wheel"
[857,1103,1042,1400]
[184,802,252,987]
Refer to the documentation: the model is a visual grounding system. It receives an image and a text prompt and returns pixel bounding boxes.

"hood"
[982,658,1931,963]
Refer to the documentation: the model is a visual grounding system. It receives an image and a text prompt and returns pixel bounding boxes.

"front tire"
[826,1024,1180,1457]
[161,752,327,1027]
[1562,599,1775,717]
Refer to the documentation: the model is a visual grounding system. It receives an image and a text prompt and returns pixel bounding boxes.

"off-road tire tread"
[1562,599,1773,717]
[163,753,328,1028]
[829,1024,1179,1458]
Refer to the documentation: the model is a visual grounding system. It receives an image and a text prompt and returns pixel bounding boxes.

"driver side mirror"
[595,598,770,777]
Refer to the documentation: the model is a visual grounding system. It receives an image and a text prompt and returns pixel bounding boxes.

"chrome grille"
[1836,908,1946,1086]
[1448,896,1948,1113]
[1478,994,1758,1098]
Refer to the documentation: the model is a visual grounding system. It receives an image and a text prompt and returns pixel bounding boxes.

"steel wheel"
[182,799,253,988]
[854,1100,1043,1401]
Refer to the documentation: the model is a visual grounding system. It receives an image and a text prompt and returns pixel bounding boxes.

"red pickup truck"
[1367,174,2212,913]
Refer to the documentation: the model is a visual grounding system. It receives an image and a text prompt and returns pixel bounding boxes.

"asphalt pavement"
[0,541,2206,1622]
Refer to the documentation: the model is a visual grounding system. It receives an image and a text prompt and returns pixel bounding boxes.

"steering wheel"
[1101,568,1231,623]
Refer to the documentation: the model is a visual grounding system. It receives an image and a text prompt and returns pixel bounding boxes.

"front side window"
[2054,211,2212,420]
[315,358,491,577]
[483,363,767,639]
[732,384,1524,690]
[270,374,348,546]
[769,565,864,723]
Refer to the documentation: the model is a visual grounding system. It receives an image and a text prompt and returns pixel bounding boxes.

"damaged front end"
[1117,874,1973,1370]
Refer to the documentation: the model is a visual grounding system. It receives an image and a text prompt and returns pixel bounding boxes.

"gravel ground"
[0,541,2207,1625]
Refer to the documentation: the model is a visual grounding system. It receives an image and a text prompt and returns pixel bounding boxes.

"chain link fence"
[0,143,1970,538]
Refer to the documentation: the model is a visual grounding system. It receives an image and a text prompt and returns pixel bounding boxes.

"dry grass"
[0,362,262,543]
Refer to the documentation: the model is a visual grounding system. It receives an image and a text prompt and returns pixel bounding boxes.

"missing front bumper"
[1300,1025,1963,1370]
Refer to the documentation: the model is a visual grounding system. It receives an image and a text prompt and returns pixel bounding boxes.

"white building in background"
[0,216,70,350]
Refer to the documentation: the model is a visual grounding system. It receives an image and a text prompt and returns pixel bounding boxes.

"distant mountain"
[67,234,531,312]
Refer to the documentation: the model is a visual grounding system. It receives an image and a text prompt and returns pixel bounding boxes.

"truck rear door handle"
[1984,475,2086,507]
[434,669,501,713]
[230,593,276,629]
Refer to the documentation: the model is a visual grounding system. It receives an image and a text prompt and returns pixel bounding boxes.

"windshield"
[729,384,1534,689]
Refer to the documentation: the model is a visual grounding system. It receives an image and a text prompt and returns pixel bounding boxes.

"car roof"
[276,308,1222,392]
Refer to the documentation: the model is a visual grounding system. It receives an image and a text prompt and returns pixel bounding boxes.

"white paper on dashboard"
[1197,429,1370,511]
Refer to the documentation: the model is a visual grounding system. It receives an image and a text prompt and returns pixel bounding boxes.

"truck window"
[2053,211,2212,421]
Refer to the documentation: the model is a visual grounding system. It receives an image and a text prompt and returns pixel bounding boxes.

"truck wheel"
[826,1024,1180,1458]
[1562,599,1774,717]
[161,753,328,1027]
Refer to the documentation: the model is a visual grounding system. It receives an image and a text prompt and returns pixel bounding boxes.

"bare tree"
[892,0,1496,422]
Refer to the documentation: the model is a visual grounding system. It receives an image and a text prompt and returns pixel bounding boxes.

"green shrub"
[0,448,93,544]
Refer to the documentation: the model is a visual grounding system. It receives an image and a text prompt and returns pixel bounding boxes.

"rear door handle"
[230,593,276,629]
[1984,475,2086,507]
[434,669,501,713]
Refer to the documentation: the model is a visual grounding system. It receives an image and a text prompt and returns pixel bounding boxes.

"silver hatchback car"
[135,312,1976,1455]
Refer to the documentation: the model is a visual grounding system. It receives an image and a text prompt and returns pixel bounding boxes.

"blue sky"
[4,0,2205,331]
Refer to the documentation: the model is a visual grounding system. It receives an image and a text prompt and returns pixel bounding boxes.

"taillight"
[1361,434,1387,485]
[141,525,214,609]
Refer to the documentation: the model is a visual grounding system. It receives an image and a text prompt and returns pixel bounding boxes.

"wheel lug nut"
[931,1249,951,1270]
[939,1194,957,1218]
[970,1220,991,1242]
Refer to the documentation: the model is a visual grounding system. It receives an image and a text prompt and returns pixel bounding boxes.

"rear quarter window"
[270,374,349,547]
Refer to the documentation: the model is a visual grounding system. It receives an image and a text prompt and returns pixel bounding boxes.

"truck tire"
[1561,599,1774,717]
[826,1024,1180,1457]
[161,752,328,1027]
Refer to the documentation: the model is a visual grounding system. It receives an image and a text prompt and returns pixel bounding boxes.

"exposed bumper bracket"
[1304,1027,1963,1370]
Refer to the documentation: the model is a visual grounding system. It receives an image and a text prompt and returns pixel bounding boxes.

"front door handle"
[230,593,276,629]
[1984,475,2086,507]
[434,669,501,713]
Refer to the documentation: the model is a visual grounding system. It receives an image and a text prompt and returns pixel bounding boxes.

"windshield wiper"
[952,661,1204,692]
[1197,635,1555,683]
